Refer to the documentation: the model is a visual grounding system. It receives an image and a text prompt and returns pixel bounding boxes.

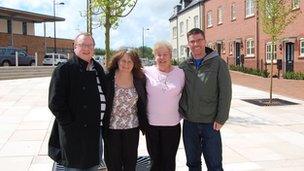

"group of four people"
[48,28,232,171]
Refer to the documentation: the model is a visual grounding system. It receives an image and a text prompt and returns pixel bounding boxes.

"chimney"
[180,0,192,8]
[174,5,182,15]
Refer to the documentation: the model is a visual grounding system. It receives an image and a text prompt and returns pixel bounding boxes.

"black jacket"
[102,71,148,136]
[48,55,107,169]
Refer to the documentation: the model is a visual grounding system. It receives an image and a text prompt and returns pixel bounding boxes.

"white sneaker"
[98,160,107,170]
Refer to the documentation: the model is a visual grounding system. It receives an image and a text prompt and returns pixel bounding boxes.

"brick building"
[204,0,304,73]
[0,6,73,65]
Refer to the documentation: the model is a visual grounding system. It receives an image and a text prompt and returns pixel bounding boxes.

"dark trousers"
[104,127,139,171]
[183,120,223,171]
[145,123,181,171]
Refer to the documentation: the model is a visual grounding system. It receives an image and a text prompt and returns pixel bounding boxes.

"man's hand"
[213,121,223,131]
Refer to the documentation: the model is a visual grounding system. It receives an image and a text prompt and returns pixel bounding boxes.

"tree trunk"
[269,36,275,105]
[104,5,111,67]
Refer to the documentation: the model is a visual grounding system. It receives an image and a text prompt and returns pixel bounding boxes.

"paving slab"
[0,76,303,171]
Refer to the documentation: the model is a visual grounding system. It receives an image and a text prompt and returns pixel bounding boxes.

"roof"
[169,0,204,21]
[0,6,65,23]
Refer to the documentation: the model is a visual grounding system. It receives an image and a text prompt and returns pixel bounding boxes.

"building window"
[246,38,255,57]
[7,20,12,34]
[292,0,300,9]
[231,3,236,20]
[218,6,223,24]
[194,15,199,28]
[246,0,255,17]
[229,42,233,54]
[180,22,184,36]
[180,45,185,57]
[173,48,178,58]
[173,26,177,38]
[22,22,27,35]
[300,39,304,57]
[186,19,189,32]
[266,42,277,63]
[207,11,212,27]
[207,42,213,49]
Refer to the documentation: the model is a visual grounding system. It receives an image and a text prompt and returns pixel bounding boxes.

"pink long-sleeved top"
[144,65,185,126]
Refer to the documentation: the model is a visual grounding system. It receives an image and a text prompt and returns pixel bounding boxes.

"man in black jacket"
[48,33,107,171]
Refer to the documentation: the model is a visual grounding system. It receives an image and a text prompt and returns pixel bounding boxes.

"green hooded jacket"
[179,47,232,125]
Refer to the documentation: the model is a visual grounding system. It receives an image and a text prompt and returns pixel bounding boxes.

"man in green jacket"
[179,28,232,171]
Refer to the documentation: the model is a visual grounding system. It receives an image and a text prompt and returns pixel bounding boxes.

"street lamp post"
[142,27,149,58]
[53,0,64,54]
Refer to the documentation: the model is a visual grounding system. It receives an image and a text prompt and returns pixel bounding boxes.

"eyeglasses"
[189,38,205,45]
[76,43,94,49]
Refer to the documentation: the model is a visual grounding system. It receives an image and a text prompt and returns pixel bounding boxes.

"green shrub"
[229,64,269,78]
[283,71,304,80]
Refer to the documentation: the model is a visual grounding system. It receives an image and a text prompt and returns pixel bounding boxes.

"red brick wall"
[0,33,73,65]
[204,0,304,73]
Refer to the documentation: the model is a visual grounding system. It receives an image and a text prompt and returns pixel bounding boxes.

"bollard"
[15,51,19,66]
[52,53,55,66]
[35,52,38,67]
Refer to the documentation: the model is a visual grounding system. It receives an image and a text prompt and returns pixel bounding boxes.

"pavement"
[0,73,304,171]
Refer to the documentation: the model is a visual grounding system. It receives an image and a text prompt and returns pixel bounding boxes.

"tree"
[137,46,153,59]
[92,0,138,66]
[94,48,105,55]
[257,0,299,104]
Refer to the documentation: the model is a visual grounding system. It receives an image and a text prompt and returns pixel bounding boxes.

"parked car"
[93,55,105,65]
[0,47,35,66]
[42,53,68,66]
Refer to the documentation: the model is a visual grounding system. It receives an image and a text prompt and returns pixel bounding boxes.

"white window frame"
[218,6,223,24]
[173,26,177,39]
[180,45,185,57]
[194,15,199,28]
[186,19,189,32]
[300,38,304,57]
[266,42,277,63]
[180,22,184,36]
[231,3,236,20]
[229,42,233,55]
[246,0,255,17]
[207,11,212,27]
[246,38,255,57]
[207,42,213,49]
[292,0,300,9]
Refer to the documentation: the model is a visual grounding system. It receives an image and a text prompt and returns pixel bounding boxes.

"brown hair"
[108,49,144,78]
[187,28,205,40]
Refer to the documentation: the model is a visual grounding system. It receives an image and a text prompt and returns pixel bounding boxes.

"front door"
[217,43,222,57]
[235,42,241,65]
[285,42,294,72]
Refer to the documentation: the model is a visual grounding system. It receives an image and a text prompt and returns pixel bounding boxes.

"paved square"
[0,77,303,170]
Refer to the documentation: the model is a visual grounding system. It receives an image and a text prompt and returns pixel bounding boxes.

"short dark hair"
[187,28,205,40]
[108,49,144,78]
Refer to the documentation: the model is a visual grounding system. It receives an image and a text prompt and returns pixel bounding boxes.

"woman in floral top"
[103,49,148,171]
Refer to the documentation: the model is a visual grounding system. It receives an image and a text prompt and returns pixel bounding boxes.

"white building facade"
[169,0,204,61]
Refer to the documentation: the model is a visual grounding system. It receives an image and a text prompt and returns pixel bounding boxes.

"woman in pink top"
[144,41,185,171]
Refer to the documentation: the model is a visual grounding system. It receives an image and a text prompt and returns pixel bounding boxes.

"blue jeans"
[183,120,223,171]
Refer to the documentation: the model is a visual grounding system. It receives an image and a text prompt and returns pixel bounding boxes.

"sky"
[0,0,180,49]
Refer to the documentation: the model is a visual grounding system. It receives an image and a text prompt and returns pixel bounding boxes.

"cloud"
[0,0,180,49]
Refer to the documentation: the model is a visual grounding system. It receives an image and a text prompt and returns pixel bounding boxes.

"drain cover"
[242,98,299,106]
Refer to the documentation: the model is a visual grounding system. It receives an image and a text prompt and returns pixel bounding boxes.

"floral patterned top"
[109,84,139,129]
